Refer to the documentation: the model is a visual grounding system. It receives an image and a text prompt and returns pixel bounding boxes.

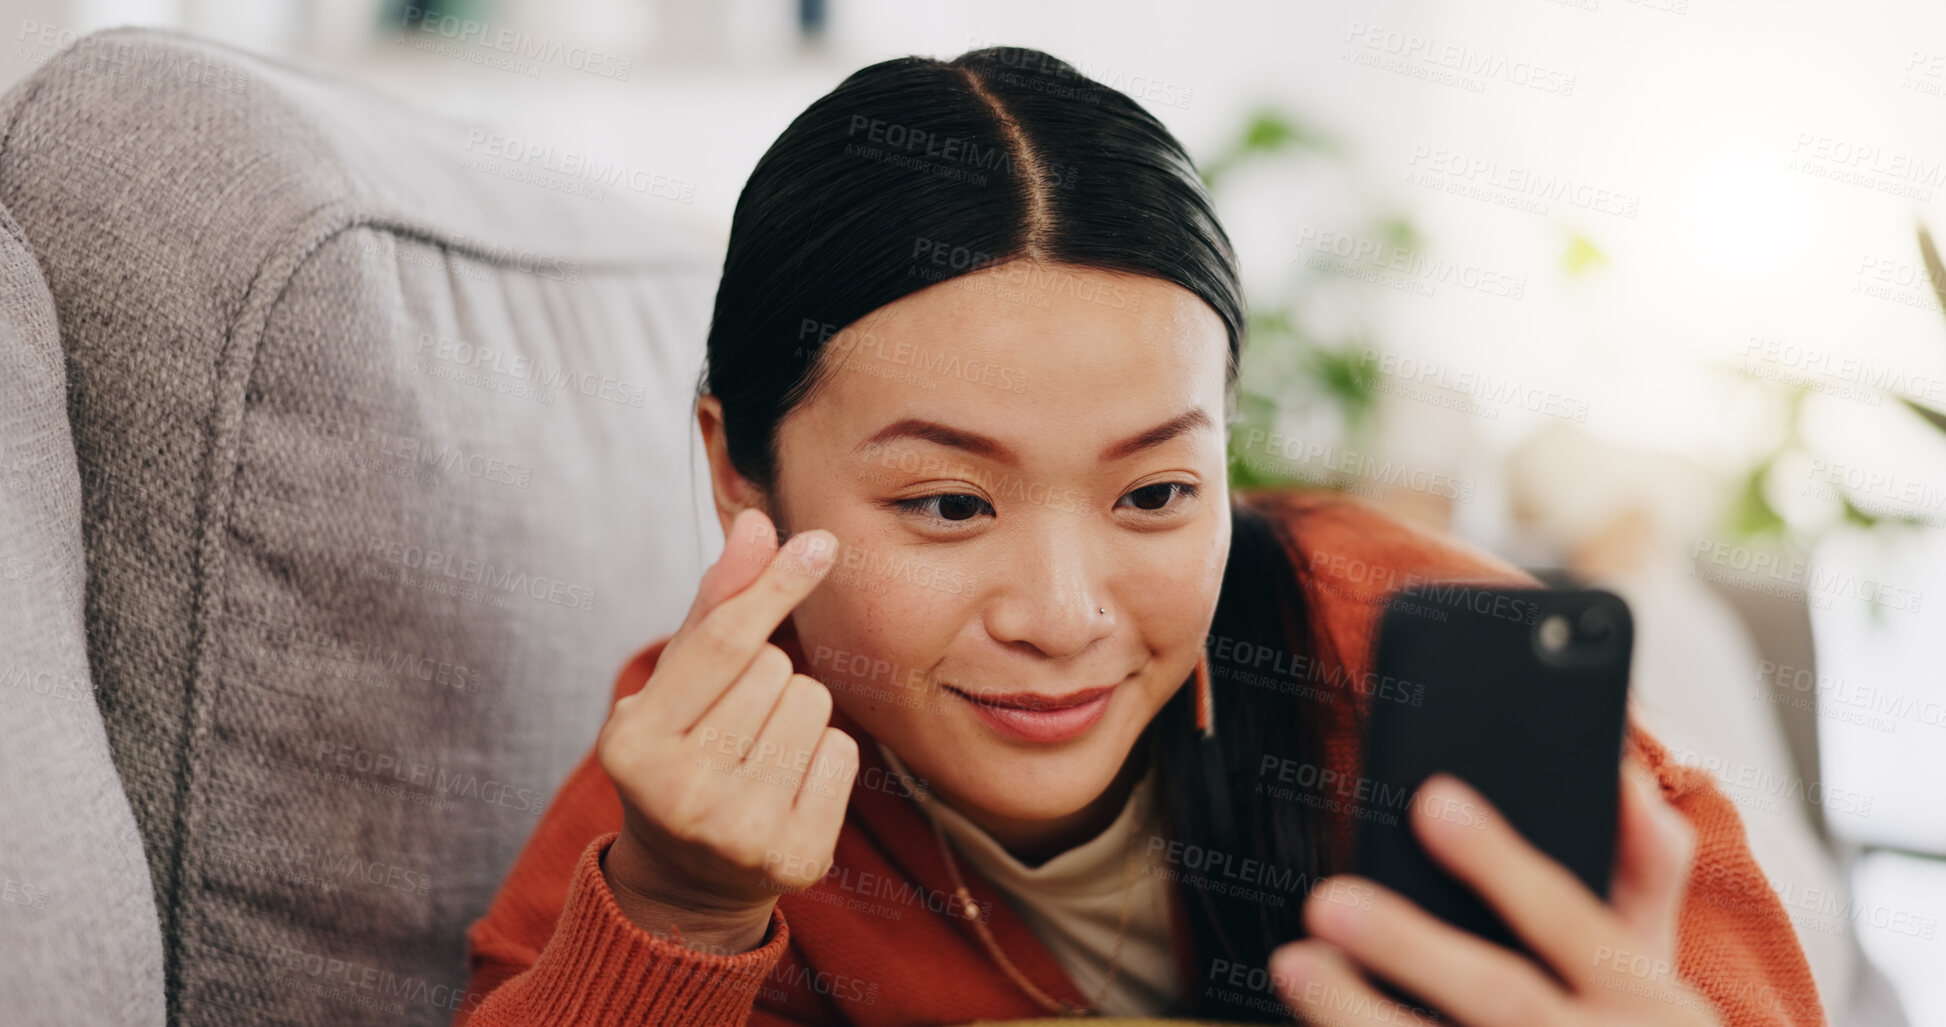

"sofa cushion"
[0,27,717,1026]
[0,193,168,1024]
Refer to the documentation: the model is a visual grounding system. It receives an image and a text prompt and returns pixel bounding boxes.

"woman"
[459,47,1823,1026]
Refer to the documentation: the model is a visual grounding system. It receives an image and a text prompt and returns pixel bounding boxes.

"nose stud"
[1098,607,1106,615]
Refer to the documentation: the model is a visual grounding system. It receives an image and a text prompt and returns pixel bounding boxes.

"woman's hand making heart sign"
[597,508,856,955]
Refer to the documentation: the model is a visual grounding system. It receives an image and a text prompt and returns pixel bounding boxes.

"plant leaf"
[1918,223,1946,321]
[1899,395,1946,436]
[1564,233,1608,275]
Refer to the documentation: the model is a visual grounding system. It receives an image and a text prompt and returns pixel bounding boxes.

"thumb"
[682,507,777,631]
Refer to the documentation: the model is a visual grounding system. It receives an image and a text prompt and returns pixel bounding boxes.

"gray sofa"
[0,27,718,1026]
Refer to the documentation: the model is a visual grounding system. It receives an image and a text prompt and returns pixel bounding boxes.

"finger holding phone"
[1272,761,1720,1026]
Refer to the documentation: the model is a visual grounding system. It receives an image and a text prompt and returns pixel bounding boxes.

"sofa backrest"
[0,28,719,1025]
[0,192,168,1025]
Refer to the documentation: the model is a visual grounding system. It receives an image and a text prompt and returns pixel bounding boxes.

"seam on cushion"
[164,200,367,1025]
[168,211,708,1023]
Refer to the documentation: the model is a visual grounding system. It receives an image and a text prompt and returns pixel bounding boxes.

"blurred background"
[5,0,1943,1022]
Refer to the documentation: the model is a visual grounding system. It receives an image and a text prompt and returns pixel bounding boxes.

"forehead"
[792,261,1229,453]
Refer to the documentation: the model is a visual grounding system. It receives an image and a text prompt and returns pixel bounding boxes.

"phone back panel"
[1353,585,1633,956]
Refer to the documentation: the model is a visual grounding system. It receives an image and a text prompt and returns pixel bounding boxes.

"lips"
[951,685,1116,712]
[945,682,1120,744]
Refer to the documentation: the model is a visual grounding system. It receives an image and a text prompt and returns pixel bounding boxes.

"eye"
[1118,481,1199,513]
[892,492,995,524]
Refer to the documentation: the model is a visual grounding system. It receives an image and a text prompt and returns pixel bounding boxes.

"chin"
[952,725,1140,819]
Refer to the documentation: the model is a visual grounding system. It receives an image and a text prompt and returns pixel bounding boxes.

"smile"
[943,682,1119,743]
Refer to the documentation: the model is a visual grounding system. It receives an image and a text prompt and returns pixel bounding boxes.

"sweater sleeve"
[1627,723,1828,1027]
[459,831,794,1026]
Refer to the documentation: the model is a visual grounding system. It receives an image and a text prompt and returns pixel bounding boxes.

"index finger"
[678,507,781,636]
[1409,773,1614,984]
[650,526,838,726]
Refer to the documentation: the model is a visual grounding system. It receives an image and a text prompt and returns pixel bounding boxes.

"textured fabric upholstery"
[0,190,168,1025]
[0,27,717,1025]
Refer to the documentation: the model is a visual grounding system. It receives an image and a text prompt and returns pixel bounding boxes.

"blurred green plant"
[1200,108,1398,493]
[1725,223,1946,547]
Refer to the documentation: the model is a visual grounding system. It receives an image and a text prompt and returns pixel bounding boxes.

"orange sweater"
[458,489,1826,1026]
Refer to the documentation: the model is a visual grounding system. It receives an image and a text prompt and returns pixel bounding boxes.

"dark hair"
[699,46,1338,1020]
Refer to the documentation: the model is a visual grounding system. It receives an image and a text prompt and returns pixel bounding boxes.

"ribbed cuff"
[507,831,789,1025]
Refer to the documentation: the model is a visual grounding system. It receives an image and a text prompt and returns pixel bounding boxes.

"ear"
[696,393,771,543]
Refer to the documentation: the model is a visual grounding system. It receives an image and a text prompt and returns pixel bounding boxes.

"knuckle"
[787,674,834,720]
[752,643,794,683]
[596,722,646,783]
[1473,968,1546,1023]
[764,548,819,593]
[825,728,859,767]
[812,729,860,783]
[690,616,741,661]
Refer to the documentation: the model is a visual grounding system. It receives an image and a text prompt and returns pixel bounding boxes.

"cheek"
[793,573,962,723]
[1122,522,1227,636]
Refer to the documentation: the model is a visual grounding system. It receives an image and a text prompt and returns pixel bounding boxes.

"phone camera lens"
[1578,605,1614,642]
[1537,613,1572,653]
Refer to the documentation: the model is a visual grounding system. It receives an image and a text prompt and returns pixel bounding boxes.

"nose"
[981,519,1113,661]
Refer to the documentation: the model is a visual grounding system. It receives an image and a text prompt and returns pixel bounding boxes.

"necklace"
[918,789,1144,1018]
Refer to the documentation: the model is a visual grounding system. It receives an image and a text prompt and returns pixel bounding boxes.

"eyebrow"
[852,408,1214,466]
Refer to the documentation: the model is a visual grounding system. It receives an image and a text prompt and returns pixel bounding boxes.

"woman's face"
[714,259,1232,842]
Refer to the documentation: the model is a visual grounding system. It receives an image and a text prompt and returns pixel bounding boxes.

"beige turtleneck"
[875,741,1181,1017]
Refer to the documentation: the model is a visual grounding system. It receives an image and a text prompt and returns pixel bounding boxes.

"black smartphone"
[1351,585,1632,1000]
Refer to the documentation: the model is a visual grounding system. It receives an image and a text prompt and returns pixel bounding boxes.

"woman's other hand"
[1271,760,1722,1026]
